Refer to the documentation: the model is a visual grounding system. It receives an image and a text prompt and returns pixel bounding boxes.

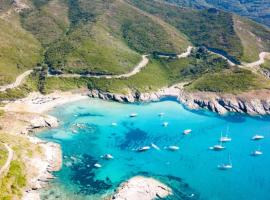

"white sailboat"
[218,155,232,170]
[209,143,225,151]
[219,132,232,142]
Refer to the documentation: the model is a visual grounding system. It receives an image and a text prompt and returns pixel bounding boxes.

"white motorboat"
[251,146,263,156]
[137,146,151,152]
[158,112,165,117]
[252,135,264,140]
[94,163,102,168]
[111,122,117,126]
[151,143,160,150]
[168,146,179,151]
[162,122,169,127]
[251,150,263,156]
[210,144,225,151]
[102,154,114,160]
[129,113,138,117]
[183,129,192,135]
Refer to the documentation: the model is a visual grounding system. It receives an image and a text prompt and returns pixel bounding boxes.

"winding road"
[0,143,13,178]
[0,70,33,92]
[51,46,194,79]
[0,46,269,92]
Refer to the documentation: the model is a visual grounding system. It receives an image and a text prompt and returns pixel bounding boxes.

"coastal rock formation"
[30,115,59,129]
[23,138,62,200]
[88,87,270,116]
[111,176,172,200]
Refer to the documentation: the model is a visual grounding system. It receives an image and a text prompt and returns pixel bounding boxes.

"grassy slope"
[233,15,270,63]
[129,0,243,61]
[0,143,8,168]
[44,0,190,75]
[45,49,230,93]
[0,132,42,200]
[187,68,270,93]
[21,0,69,46]
[0,15,42,85]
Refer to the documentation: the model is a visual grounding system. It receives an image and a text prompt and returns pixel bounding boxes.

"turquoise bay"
[38,98,270,200]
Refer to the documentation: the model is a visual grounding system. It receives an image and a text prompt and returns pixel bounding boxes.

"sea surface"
[38,98,270,200]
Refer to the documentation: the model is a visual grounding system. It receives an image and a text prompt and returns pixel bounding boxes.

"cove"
[37,98,270,200]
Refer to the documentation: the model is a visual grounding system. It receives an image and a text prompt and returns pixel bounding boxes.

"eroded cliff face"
[88,87,270,116]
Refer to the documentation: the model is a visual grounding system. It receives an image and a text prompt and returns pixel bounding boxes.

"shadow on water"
[117,127,148,150]
[69,154,113,195]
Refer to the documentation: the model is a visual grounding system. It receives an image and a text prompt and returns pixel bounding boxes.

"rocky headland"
[88,85,270,116]
[111,176,172,200]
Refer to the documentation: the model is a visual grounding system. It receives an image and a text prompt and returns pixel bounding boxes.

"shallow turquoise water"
[38,98,270,200]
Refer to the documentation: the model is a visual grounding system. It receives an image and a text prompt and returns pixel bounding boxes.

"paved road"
[0,70,33,92]
[0,143,14,177]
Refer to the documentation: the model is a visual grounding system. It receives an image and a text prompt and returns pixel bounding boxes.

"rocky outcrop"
[30,115,59,129]
[111,176,172,200]
[88,87,270,116]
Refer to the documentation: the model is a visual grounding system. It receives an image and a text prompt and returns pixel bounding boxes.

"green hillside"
[0,17,41,85]
[21,0,190,75]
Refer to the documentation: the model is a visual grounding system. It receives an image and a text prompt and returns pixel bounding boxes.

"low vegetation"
[0,143,8,168]
[187,68,270,93]
[0,133,41,200]
[45,48,231,94]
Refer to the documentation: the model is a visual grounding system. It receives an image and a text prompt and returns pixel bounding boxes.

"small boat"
[251,150,263,156]
[183,129,192,135]
[102,154,114,160]
[111,122,117,126]
[94,163,102,168]
[72,129,78,134]
[218,155,232,170]
[251,146,263,156]
[209,144,225,151]
[252,135,264,140]
[137,146,151,152]
[129,113,138,118]
[158,112,165,117]
[162,122,169,127]
[168,146,179,151]
[151,143,160,150]
[218,163,233,170]
[219,133,232,142]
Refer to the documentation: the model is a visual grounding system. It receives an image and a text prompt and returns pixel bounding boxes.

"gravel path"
[0,143,13,177]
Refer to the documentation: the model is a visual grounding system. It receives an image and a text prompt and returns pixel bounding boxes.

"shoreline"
[2,86,270,199]
[88,85,270,116]
[2,90,88,200]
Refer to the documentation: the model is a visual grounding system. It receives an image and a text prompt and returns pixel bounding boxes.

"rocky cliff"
[88,86,270,116]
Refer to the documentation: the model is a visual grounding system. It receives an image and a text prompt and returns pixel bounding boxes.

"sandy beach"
[1,91,89,200]
[4,91,88,114]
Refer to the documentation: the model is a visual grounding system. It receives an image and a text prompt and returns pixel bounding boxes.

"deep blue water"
[38,98,270,200]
